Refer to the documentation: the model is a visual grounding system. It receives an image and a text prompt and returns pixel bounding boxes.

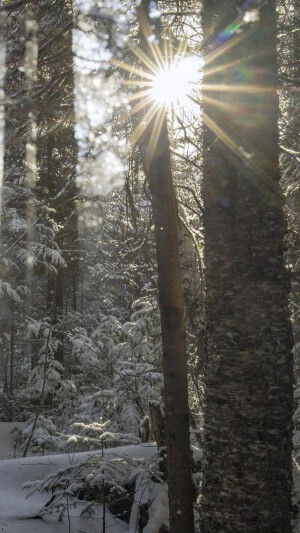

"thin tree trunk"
[24,7,38,374]
[201,1,294,531]
[9,300,14,397]
[1,351,8,397]
[136,2,195,532]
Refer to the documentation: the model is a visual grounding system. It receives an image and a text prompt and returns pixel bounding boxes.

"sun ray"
[202,94,242,115]
[123,79,154,88]
[147,42,164,70]
[129,45,158,74]
[146,106,166,162]
[110,57,154,81]
[131,100,160,147]
[127,96,154,118]
[204,48,281,79]
[202,111,254,164]
[127,88,154,102]
[118,3,272,169]
[112,4,205,165]
[168,35,174,65]
[163,34,168,64]
[117,0,288,186]
[137,6,164,68]
[176,38,189,60]
[203,83,275,94]
[204,29,255,67]
[204,59,241,78]
[202,111,282,203]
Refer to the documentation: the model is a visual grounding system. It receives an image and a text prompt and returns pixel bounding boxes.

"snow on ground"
[4,423,299,532]
[293,457,300,532]
[0,444,156,533]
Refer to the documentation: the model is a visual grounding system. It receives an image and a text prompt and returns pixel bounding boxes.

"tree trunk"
[135,3,195,532]
[201,1,294,531]
[9,300,14,397]
[278,0,300,385]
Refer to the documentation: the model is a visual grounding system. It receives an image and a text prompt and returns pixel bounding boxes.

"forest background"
[0,0,299,532]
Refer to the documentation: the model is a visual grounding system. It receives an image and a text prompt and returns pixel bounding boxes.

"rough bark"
[136,2,195,531]
[278,0,300,385]
[149,401,166,449]
[201,1,294,532]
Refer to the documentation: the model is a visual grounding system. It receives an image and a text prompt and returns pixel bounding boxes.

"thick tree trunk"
[136,2,195,531]
[201,1,294,531]
[278,0,300,385]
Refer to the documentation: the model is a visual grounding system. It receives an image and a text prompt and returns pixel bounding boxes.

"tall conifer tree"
[37,0,78,363]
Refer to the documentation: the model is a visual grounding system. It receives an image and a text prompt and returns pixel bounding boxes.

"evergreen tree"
[0,0,78,399]
[36,0,78,363]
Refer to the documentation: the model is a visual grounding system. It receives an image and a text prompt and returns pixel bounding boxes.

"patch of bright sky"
[73,0,133,196]
[243,9,260,23]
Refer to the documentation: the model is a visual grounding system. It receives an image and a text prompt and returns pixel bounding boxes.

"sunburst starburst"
[112,0,275,173]
[111,19,204,152]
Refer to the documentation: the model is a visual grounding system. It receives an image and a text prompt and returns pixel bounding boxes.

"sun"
[150,56,204,107]
[111,43,204,152]
[113,0,272,167]
[109,2,206,152]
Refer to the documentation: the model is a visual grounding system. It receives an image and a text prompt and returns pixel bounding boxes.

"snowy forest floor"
[1,424,300,532]
[0,429,156,533]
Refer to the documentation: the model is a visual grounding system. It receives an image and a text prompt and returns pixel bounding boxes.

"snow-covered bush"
[21,415,60,454]
[22,318,64,399]
[24,445,171,532]
[58,418,141,453]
